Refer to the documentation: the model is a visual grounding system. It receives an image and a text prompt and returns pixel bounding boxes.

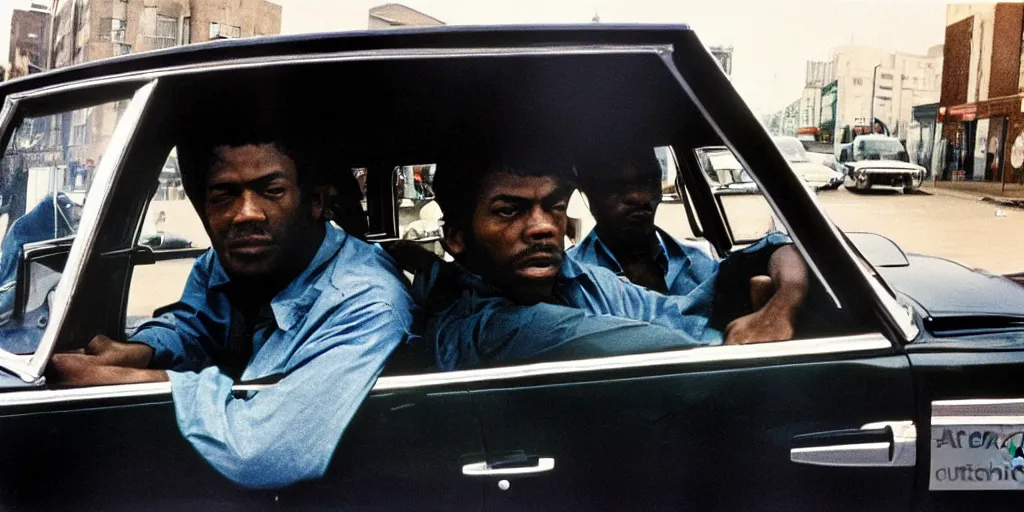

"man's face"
[446,171,571,298]
[586,161,662,242]
[203,144,323,279]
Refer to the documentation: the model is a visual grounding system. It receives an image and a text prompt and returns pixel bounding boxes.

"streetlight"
[869,64,880,132]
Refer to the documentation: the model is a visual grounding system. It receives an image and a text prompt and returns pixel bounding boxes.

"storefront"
[908,103,938,176]
[936,95,1024,196]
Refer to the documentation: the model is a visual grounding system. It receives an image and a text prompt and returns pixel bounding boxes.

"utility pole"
[869,63,880,131]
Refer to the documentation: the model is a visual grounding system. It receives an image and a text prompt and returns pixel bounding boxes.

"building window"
[183,17,191,44]
[114,43,132,56]
[101,18,128,42]
[209,22,242,40]
[146,15,179,49]
[853,78,864,86]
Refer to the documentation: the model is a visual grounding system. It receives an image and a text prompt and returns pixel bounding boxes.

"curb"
[922,185,1024,209]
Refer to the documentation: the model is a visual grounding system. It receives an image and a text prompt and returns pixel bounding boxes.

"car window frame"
[0,41,915,404]
[0,81,158,382]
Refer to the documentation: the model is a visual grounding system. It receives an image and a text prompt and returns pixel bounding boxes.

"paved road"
[657,187,1024,275]
[126,188,1024,317]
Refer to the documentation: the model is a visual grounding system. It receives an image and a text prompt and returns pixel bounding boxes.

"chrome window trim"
[657,53,918,344]
[373,333,891,391]
[5,80,160,380]
[933,398,1024,419]
[7,45,674,102]
[0,334,891,408]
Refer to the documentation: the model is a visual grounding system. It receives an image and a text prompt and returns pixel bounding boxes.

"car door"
[0,75,486,510]
[906,343,1024,511]
[465,334,914,511]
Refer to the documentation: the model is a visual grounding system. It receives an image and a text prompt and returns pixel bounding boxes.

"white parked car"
[838,135,926,193]
[771,136,844,190]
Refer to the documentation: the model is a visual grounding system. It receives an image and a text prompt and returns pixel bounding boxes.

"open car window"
[0,96,137,358]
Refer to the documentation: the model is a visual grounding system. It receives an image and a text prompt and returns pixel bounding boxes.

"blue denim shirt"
[421,255,723,371]
[568,229,793,330]
[567,228,720,297]
[131,224,414,489]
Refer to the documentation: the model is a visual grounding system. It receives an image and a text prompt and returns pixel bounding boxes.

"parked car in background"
[772,136,844,190]
[839,134,926,192]
[694,145,760,194]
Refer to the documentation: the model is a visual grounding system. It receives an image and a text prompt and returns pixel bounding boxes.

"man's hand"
[45,335,163,387]
[46,353,168,387]
[723,275,798,345]
[82,335,154,368]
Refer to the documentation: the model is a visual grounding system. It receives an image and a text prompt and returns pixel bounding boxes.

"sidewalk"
[919,182,1024,209]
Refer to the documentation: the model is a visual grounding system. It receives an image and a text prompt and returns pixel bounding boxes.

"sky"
[1,0,950,115]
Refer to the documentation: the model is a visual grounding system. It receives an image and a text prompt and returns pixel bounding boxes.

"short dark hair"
[575,146,662,196]
[433,153,576,231]
[176,132,323,214]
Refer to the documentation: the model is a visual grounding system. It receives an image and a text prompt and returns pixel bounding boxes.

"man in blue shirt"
[569,147,808,344]
[47,137,415,489]
[415,154,782,372]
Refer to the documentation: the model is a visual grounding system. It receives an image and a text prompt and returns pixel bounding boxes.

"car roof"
[0,24,693,98]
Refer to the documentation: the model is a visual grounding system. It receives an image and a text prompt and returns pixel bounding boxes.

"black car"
[0,25,1021,511]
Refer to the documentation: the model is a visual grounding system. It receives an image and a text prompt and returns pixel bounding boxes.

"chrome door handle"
[790,420,916,467]
[462,457,555,476]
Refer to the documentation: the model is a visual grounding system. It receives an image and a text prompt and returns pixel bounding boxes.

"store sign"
[931,425,1024,490]
[948,104,978,121]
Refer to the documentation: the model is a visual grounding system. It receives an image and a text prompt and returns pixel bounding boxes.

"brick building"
[8,4,52,79]
[936,2,1024,196]
[47,0,281,163]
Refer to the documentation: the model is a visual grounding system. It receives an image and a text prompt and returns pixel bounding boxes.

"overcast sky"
[2,0,949,115]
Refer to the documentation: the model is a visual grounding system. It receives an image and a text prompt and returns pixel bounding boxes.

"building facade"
[51,0,281,68]
[829,44,942,143]
[8,4,53,79]
[9,0,281,200]
[368,4,444,29]
[936,2,1024,196]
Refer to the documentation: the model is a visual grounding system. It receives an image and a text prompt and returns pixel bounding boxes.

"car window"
[396,164,445,258]
[773,138,810,163]
[125,149,210,329]
[0,98,134,354]
[692,146,779,244]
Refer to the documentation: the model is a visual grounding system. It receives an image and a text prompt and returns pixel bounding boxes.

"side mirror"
[846,232,909,268]
[839,149,850,163]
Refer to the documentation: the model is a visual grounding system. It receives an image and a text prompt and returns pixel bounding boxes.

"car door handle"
[790,420,916,467]
[462,457,555,476]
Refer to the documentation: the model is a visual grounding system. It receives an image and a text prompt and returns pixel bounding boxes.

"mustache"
[222,223,273,242]
[511,243,563,264]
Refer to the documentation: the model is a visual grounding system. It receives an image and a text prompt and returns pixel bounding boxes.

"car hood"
[875,253,1024,319]
[852,160,924,172]
[789,161,842,178]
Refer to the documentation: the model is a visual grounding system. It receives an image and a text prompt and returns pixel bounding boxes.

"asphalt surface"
[125,188,1024,317]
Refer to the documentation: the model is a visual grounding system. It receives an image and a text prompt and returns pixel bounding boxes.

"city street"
[657,187,1024,275]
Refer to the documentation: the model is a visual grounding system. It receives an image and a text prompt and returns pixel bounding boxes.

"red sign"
[947,104,977,121]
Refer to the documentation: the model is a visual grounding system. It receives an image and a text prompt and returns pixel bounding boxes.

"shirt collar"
[208,223,348,330]
[453,251,586,295]
[577,228,672,276]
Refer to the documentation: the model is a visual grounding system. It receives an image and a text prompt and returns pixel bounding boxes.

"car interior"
[0,53,875,378]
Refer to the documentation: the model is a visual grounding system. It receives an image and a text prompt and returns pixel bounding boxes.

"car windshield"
[773,138,810,163]
[855,139,906,160]
[707,150,742,171]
